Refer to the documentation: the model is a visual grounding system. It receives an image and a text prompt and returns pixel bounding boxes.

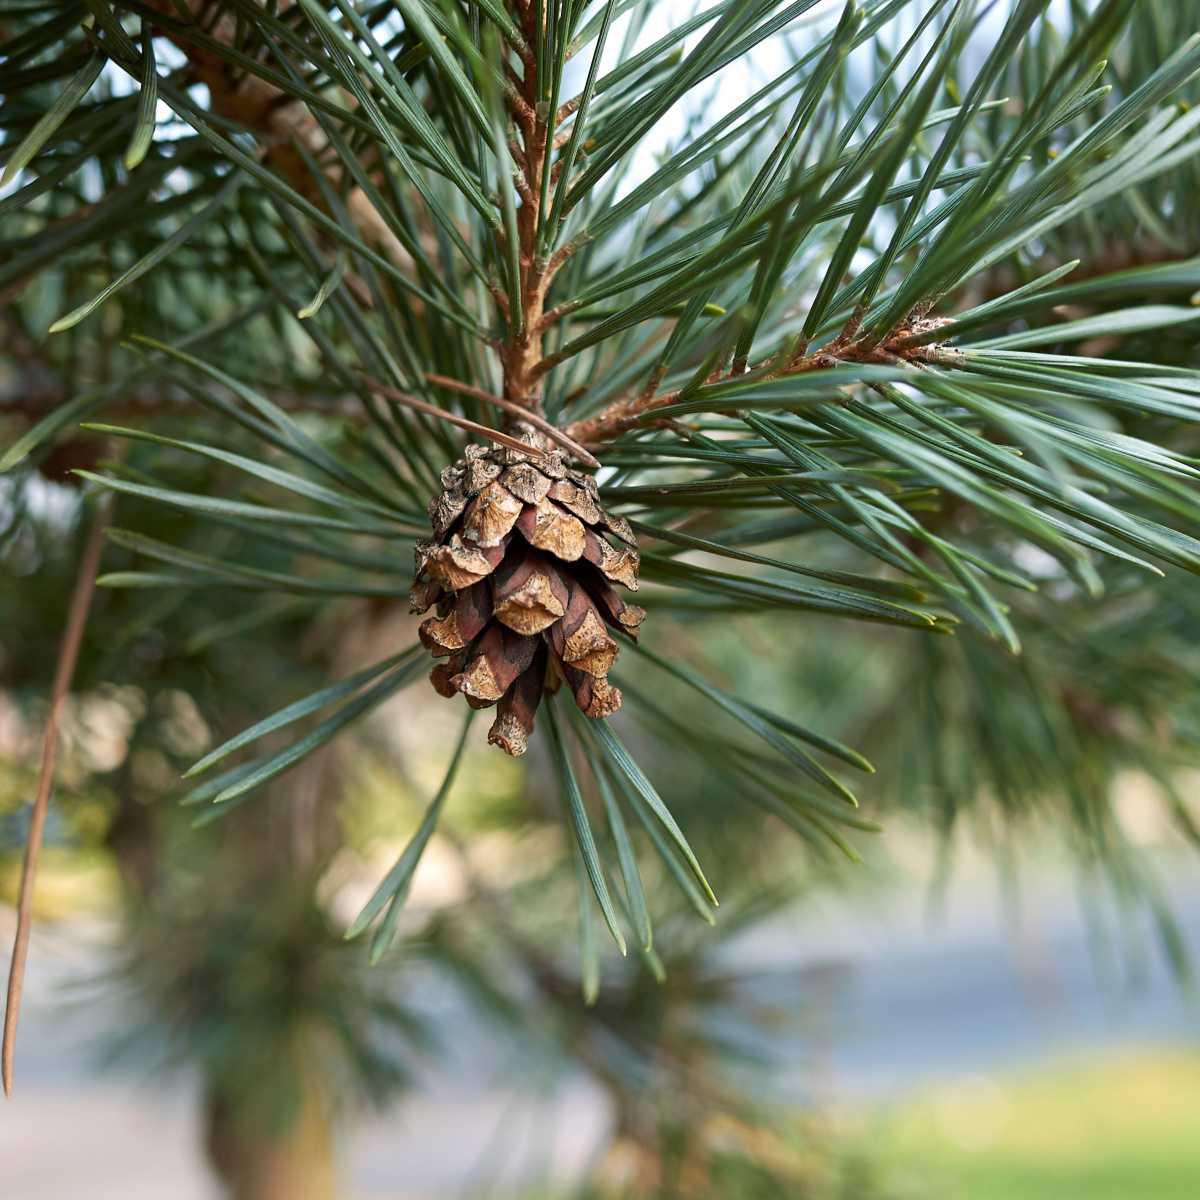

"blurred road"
[2,858,1198,1199]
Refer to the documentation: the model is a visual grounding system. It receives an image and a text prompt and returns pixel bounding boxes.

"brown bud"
[415,438,641,749]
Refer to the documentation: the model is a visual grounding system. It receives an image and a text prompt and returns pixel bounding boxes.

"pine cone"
[411,429,644,756]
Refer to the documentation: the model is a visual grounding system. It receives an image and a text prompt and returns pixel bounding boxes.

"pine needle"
[358,376,556,460]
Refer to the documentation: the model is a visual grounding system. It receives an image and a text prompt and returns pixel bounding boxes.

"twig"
[563,320,947,447]
[3,494,112,1097]
[424,373,601,468]
[357,376,552,460]
[494,7,577,414]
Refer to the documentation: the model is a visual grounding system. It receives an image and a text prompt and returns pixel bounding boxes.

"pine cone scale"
[516,497,587,561]
[492,547,569,635]
[500,462,554,504]
[461,480,524,547]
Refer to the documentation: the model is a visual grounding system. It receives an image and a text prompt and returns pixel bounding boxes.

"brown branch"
[546,237,586,282]
[534,301,579,331]
[145,0,409,269]
[1,378,368,425]
[144,4,592,454]
[563,319,950,447]
[423,373,601,467]
[504,78,536,125]
[3,494,112,1096]
[496,8,553,414]
[511,164,536,208]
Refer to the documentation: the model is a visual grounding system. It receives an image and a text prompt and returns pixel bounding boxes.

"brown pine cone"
[411,428,644,756]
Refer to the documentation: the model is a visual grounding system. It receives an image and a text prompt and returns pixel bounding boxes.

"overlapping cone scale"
[411,429,644,755]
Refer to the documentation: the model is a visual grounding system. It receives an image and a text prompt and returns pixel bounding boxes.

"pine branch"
[143,0,409,266]
[565,314,955,446]
[496,8,567,413]
[6,0,1200,988]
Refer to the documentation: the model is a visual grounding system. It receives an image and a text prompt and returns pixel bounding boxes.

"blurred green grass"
[525,1048,1200,1199]
[875,1047,1200,1200]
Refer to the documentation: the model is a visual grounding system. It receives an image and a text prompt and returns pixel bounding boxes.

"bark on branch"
[145,0,409,268]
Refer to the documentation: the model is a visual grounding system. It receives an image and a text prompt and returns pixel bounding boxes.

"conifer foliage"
[4,0,1200,969]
